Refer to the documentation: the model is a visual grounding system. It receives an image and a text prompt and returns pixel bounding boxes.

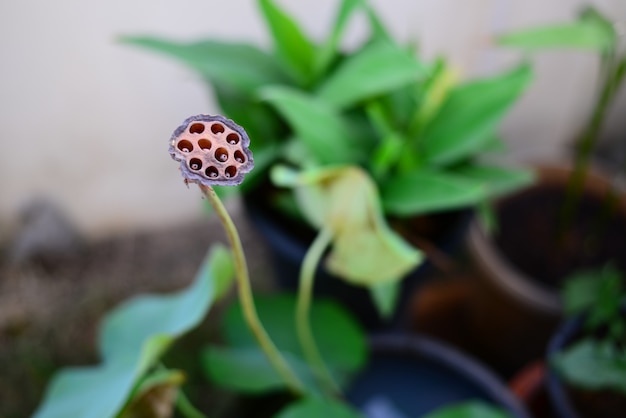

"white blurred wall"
[0,0,624,237]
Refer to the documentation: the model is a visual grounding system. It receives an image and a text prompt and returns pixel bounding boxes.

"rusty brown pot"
[465,164,626,377]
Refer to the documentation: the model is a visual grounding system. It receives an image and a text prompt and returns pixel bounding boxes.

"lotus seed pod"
[169,114,254,186]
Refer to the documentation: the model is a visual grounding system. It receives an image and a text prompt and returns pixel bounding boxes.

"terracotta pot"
[465,165,626,377]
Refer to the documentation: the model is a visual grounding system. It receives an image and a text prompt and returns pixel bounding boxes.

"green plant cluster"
[553,266,626,395]
[123,0,534,315]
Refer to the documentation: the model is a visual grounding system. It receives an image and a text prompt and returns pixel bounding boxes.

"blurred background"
[1,1,625,417]
[1,0,624,238]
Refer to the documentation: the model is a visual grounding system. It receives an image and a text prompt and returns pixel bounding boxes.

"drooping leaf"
[451,164,535,197]
[202,345,316,393]
[260,87,364,164]
[33,246,234,418]
[420,63,532,166]
[275,396,364,418]
[552,339,626,395]
[317,41,426,109]
[120,37,288,93]
[422,401,512,418]
[221,294,367,380]
[369,281,401,319]
[258,0,317,86]
[382,169,487,216]
[273,165,422,286]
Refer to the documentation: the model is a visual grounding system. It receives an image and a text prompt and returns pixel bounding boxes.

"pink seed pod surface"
[169,114,254,186]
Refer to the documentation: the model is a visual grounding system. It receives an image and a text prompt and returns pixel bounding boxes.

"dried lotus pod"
[169,114,254,186]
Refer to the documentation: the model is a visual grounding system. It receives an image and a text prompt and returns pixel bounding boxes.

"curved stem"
[296,227,341,395]
[199,184,305,395]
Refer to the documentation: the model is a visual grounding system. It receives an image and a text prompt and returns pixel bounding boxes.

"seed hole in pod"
[225,166,237,178]
[205,166,219,178]
[227,133,240,145]
[198,139,212,151]
[189,123,205,134]
[215,147,228,162]
[177,140,193,153]
[234,150,245,163]
[211,123,225,134]
[189,158,202,171]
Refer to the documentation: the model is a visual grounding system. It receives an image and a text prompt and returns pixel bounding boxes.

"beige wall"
[1,0,624,237]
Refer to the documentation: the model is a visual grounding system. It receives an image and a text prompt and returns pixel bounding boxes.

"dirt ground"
[0,207,275,418]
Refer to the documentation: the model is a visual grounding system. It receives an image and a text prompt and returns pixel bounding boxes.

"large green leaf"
[382,169,487,216]
[120,37,288,93]
[202,346,316,393]
[33,246,234,418]
[258,0,317,86]
[260,87,364,164]
[420,63,532,166]
[273,166,422,287]
[221,294,367,378]
[317,41,426,109]
[552,339,626,395]
[451,164,535,197]
[275,397,363,418]
[423,401,512,418]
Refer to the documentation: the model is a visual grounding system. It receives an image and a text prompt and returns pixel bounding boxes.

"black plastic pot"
[546,314,626,418]
[243,192,472,331]
[347,334,531,418]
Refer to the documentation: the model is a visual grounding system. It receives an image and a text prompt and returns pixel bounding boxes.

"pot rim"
[545,315,585,418]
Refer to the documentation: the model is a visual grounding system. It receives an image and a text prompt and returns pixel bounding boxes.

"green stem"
[296,227,341,396]
[559,54,626,232]
[176,389,209,418]
[199,184,305,396]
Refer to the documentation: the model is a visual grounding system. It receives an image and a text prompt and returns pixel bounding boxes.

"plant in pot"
[547,265,626,418]
[122,0,534,330]
[32,115,530,418]
[465,5,626,377]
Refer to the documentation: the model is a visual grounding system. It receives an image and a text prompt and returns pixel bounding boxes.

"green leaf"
[317,41,426,109]
[202,346,316,393]
[33,246,234,418]
[420,63,532,166]
[273,166,423,286]
[120,37,288,93]
[258,0,316,86]
[260,87,364,164]
[366,101,406,178]
[452,164,535,197]
[562,266,624,331]
[382,169,487,216]
[275,397,364,418]
[314,0,364,77]
[423,401,512,418]
[552,339,626,395]
[497,21,615,53]
[221,294,367,379]
[369,281,401,319]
